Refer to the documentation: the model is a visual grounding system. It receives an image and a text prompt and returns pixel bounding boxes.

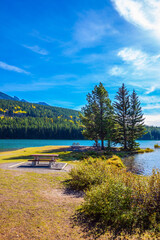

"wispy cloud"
[74,105,85,111]
[118,48,148,69]
[139,96,160,104]
[143,105,160,110]
[112,0,160,38]
[50,100,74,107]
[111,47,160,94]
[23,45,49,55]
[64,10,116,55]
[145,114,160,127]
[0,61,30,74]
[1,74,78,92]
[109,66,126,76]
[30,30,56,43]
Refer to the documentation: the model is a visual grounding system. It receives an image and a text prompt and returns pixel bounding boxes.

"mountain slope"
[0,92,15,101]
[0,99,83,139]
[0,91,49,105]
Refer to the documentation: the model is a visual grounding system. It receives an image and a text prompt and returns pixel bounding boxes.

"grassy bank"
[0,145,158,239]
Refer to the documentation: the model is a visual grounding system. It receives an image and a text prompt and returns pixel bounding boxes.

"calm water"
[0,139,160,175]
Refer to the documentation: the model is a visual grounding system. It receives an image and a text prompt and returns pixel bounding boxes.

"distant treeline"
[0,99,83,139]
[140,126,160,140]
[0,99,160,140]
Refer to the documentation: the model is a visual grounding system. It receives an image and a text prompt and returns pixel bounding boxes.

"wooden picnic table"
[29,154,59,168]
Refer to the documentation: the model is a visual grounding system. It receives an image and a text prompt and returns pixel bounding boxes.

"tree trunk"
[101,138,104,150]
[108,139,111,148]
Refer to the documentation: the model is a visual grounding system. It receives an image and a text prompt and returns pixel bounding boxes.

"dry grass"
[0,168,159,239]
[0,146,159,239]
[0,169,85,240]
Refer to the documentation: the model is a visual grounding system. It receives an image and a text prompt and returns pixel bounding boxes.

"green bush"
[79,169,160,232]
[68,156,124,191]
[81,178,133,229]
[68,157,109,191]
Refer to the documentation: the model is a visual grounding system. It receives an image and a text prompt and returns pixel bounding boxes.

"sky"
[1,0,160,126]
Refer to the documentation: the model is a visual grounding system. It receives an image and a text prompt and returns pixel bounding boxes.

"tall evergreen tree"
[79,82,113,150]
[113,83,130,149]
[79,93,99,146]
[128,90,146,149]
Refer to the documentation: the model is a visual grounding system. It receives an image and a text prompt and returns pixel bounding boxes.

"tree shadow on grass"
[71,210,131,240]
[2,155,32,161]
[71,210,110,239]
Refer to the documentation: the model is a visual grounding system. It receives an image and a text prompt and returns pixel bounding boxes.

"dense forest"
[0,99,160,140]
[0,99,83,139]
[140,126,160,140]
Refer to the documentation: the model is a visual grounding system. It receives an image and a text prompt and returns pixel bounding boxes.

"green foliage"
[128,90,146,149]
[68,156,124,191]
[79,82,114,149]
[113,83,130,149]
[0,99,83,139]
[77,168,160,232]
[114,84,146,150]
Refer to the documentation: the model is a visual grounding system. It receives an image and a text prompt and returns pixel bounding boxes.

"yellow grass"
[0,145,72,164]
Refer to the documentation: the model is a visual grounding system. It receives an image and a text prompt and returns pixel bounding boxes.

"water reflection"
[123,149,160,175]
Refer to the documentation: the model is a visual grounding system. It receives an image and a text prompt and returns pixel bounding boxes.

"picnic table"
[29,154,59,168]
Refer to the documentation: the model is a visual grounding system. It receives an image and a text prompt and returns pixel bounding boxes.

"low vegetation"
[154,144,160,148]
[0,145,160,239]
[68,156,124,191]
[136,148,154,153]
[68,158,160,237]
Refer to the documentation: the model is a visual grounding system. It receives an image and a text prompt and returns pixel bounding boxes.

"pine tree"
[79,93,99,146]
[128,90,146,149]
[79,82,113,150]
[113,83,130,149]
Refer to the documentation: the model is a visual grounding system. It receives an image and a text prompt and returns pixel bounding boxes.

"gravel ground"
[0,161,73,173]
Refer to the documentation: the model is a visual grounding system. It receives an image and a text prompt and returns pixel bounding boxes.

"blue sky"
[1,0,160,126]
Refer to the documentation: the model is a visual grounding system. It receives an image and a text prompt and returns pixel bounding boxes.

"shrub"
[106,155,125,168]
[81,178,133,229]
[68,156,124,191]
[79,169,160,232]
[154,144,160,148]
[68,157,109,191]
[137,148,154,153]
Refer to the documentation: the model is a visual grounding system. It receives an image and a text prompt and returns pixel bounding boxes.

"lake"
[0,139,160,175]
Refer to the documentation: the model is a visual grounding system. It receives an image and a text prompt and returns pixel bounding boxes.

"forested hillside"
[0,99,83,139]
[0,99,160,140]
[140,126,160,140]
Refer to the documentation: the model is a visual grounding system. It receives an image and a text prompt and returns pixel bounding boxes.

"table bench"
[29,154,59,168]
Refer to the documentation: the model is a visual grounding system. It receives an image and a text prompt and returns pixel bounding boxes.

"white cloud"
[139,96,160,104]
[74,105,85,111]
[145,114,160,126]
[74,11,109,46]
[23,45,49,55]
[112,0,160,37]
[109,66,126,76]
[143,104,160,110]
[116,47,160,93]
[118,48,148,69]
[0,61,30,74]
[145,86,156,94]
